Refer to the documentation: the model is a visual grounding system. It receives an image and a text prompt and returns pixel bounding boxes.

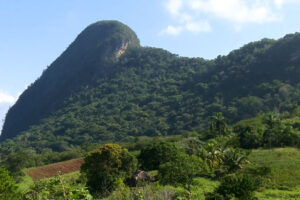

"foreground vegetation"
[2,112,300,199]
[3,146,300,199]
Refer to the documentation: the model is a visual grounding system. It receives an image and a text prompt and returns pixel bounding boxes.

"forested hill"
[1,20,140,141]
[1,20,300,152]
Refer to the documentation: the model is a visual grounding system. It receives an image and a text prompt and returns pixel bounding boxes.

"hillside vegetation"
[2,108,300,199]
[1,21,300,154]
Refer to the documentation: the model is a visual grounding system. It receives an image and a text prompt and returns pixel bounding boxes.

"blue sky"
[0,0,300,130]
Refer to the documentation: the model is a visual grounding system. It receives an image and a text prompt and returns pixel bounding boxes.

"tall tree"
[138,141,179,171]
[210,112,228,137]
[158,153,206,192]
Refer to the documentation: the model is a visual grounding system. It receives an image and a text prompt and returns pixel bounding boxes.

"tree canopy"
[80,144,137,196]
[138,141,179,171]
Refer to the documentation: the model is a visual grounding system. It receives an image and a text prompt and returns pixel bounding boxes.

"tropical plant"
[210,112,228,137]
[263,113,280,129]
[201,143,224,170]
[222,148,250,173]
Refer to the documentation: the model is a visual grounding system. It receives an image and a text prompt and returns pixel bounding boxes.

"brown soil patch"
[27,158,84,180]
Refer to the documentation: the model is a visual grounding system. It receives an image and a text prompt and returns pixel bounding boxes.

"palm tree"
[203,143,224,169]
[263,113,280,129]
[210,112,228,137]
[222,148,249,173]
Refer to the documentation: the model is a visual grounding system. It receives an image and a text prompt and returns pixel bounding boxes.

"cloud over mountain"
[0,91,16,132]
[161,0,299,35]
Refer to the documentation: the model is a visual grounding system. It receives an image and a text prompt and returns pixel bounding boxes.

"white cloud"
[161,0,213,36]
[185,21,212,33]
[0,91,17,133]
[274,0,298,8]
[187,0,278,24]
[165,0,183,16]
[0,91,15,104]
[161,0,298,35]
[274,0,284,7]
[160,20,212,36]
[160,25,183,36]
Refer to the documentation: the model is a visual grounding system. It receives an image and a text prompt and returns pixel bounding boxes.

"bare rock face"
[115,41,130,58]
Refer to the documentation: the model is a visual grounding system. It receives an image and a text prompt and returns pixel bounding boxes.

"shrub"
[235,125,263,149]
[138,141,179,171]
[158,153,205,192]
[205,173,260,200]
[80,144,137,197]
[22,173,92,200]
[0,167,19,200]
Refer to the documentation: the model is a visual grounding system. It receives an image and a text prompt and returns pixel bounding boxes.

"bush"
[0,167,19,200]
[158,153,205,191]
[138,141,179,171]
[80,144,137,197]
[22,173,92,200]
[206,173,260,200]
[235,125,263,149]
[1,150,38,182]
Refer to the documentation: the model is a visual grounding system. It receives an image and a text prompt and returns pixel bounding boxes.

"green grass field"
[249,148,300,199]
[249,148,300,188]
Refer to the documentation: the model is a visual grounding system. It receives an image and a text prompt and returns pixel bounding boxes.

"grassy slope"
[18,171,81,195]
[163,147,300,199]
[250,148,300,188]
[249,148,300,199]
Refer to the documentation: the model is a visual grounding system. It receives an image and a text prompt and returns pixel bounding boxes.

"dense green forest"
[1,21,300,153]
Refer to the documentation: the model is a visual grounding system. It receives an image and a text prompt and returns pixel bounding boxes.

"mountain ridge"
[1,21,300,152]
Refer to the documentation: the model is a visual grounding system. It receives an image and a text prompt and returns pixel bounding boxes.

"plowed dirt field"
[26,158,84,180]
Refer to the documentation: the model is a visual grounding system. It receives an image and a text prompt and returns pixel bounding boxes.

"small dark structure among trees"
[126,170,154,187]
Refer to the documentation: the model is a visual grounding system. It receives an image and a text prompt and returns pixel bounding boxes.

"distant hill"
[1,20,300,152]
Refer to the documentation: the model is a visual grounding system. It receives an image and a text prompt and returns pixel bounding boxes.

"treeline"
[208,111,300,149]
[235,113,300,149]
